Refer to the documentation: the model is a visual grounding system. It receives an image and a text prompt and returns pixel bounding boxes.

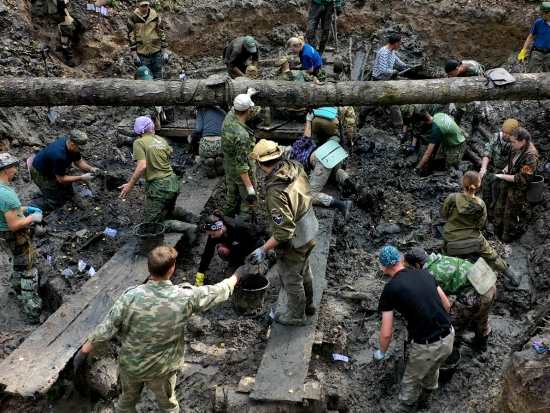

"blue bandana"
[379,245,401,267]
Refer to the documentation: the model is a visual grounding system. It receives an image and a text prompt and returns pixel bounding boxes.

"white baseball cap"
[233,94,255,111]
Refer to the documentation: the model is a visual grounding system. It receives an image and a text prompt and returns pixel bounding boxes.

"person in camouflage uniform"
[441,171,519,286]
[248,140,318,326]
[120,117,195,237]
[405,247,496,351]
[305,0,344,54]
[0,153,43,323]
[493,127,540,243]
[399,103,447,155]
[74,245,243,413]
[479,119,519,217]
[192,105,226,179]
[311,106,356,147]
[221,93,258,221]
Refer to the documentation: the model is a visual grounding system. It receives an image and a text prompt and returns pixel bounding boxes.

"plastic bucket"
[134,223,165,255]
[232,275,270,316]
[527,175,545,204]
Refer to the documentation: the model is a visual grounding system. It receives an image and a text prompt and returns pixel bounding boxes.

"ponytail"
[462,171,481,195]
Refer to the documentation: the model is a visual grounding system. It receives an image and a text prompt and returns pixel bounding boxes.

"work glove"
[373,349,386,361]
[517,48,528,62]
[90,167,101,174]
[398,131,411,144]
[30,212,43,223]
[161,50,170,64]
[246,186,256,205]
[132,51,141,67]
[404,145,416,156]
[246,87,258,96]
[73,350,88,375]
[247,247,266,265]
[26,206,42,215]
[306,112,315,122]
[80,173,94,182]
[195,272,205,286]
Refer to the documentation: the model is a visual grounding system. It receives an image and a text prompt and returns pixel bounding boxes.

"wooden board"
[250,208,335,403]
[0,178,221,397]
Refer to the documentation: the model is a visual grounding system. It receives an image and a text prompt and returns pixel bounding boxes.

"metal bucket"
[232,275,270,316]
[527,175,545,204]
[134,223,165,256]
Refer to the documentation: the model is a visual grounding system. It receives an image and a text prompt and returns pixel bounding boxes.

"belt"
[203,136,221,142]
[413,327,451,345]
[534,47,550,54]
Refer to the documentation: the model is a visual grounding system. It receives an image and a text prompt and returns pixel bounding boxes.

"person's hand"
[306,112,315,122]
[132,51,141,67]
[80,173,94,182]
[30,212,43,223]
[398,131,410,143]
[479,167,487,180]
[391,70,399,80]
[247,247,266,265]
[404,145,416,156]
[246,186,256,205]
[235,264,254,283]
[73,350,89,375]
[26,206,42,215]
[161,50,170,64]
[517,48,528,62]
[118,183,132,198]
[90,167,100,174]
[246,87,258,96]
[195,272,205,286]
[373,349,386,361]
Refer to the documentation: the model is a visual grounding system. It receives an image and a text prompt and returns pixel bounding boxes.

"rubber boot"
[416,389,433,410]
[62,47,75,67]
[274,293,309,326]
[473,334,489,353]
[204,158,216,179]
[341,177,358,195]
[393,402,415,413]
[163,220,197,244]
[274,312,311,326]
[330,199,352,220]
[304,280,315,316]
[503,267,520,289]
[215,156,224,176]
[171,206,194,222]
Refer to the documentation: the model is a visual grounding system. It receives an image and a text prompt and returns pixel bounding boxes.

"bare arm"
[437,286,451,313]
[494,173,515,183]
[4,209,33,232]
[522,33,534,51]
[379,311,394,352]
[56,174,86,184]
[74,159,94,172]
[260,236,279,253]
[239,171,254,190]
[479,156,490,179]
[417,143,436,170]
[119,159,147,198]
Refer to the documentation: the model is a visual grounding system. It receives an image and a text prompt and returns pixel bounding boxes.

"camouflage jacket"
[221,110,255,177]
[506,143,539,190]
[483,132,510,171]
[264,160,312,243]
[128,8,167,55]
[87,279,234,380]
[441,193,487,242]
[424,253,472,295]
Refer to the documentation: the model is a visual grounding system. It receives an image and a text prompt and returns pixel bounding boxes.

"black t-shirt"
[32,137,81,178]
[378,268,451,342]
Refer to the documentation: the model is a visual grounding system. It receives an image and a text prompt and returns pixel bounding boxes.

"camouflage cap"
[542,2,550,12]
[69,129,88,146]
[0,153,19,171]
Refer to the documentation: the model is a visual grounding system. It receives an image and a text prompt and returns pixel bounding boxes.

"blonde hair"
[148,245,178,277]
[287,36,305,48]
[462,171,481,195]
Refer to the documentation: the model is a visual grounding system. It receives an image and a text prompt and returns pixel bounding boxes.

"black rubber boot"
[416,389,433,410]
[393,402,415,413]
[503,267,520,288]
[473,334,489,353]
[330,199,352,220]
[204,158,216,179]
[62,47,75,67]
[342,177,358,195]
[304,280,315,316]
[215,156,224,176]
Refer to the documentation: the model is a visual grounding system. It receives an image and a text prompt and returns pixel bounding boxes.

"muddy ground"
[0,0,549,412]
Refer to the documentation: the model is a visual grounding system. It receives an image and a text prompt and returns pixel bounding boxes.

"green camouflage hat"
[542,2,550,12]
[243,36,257,53]
[135,65,153,80]
[0,153,19,170]
[69,130,88,146]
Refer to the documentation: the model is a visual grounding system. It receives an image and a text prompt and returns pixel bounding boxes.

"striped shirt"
[372,45,407,80]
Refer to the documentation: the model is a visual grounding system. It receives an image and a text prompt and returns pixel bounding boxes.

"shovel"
[257,119,291,132]
[41,47,59,124]
[398,64,423,77]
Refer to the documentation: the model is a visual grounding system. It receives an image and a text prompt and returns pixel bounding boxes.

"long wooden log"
[0,74,549,107]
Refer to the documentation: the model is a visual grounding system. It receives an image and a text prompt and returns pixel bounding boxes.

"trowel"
[41,46,59,124]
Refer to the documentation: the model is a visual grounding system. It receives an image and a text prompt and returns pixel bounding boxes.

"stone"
[87,356,118,399]
[376,222,401,235]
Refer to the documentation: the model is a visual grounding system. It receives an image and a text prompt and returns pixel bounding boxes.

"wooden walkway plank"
[250,208,335,403]
[0,177,220,397]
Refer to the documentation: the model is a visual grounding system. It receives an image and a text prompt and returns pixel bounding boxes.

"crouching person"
[374,245,454,412]
[73,245,246,412]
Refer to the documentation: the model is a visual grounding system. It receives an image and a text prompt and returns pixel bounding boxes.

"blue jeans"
[138,51,163,79]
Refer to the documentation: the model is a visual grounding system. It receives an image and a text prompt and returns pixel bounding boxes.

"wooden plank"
[0,178,220,397]
[250,208,335,403]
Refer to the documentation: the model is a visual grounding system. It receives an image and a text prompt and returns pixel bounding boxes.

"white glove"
[306,112,314,122]
[162,50,170,64]
[373,349,386,361]
[90,167,100,174]
[81,173,94,182]
[30,212,43,223]
[248,247,266,265]
[246,87,258,96]
[246,186,256,196]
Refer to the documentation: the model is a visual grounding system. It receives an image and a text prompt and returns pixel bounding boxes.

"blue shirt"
[32,137,81,178]
[299,44,322,72]
[531,17,550,49]
[194,106,226,137]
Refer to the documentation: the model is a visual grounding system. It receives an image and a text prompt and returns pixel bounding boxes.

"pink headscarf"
[134,116,155,135]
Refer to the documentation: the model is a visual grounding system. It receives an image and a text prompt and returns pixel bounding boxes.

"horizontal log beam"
[0,74,548,107]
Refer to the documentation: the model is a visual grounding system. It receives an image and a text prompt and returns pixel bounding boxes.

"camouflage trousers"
[494,184,530,243]
[30,167,74,210]
[400,328,454,406]
[269,240,315,319]
[528,50,550,73]
[0,229,42,323]
[441,141,466,168]
[444,236,507,273]
[118,370,179,413]
[309,155,349,207]
[481,172,502,220]
[223,173,256,222]
[199,137,224,178]
[144,174,181,224]
[451,286,495,338]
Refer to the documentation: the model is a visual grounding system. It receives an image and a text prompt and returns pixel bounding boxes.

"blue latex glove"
[373,349,386,361]
[26,206,42,215]
[247,247,266,265]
